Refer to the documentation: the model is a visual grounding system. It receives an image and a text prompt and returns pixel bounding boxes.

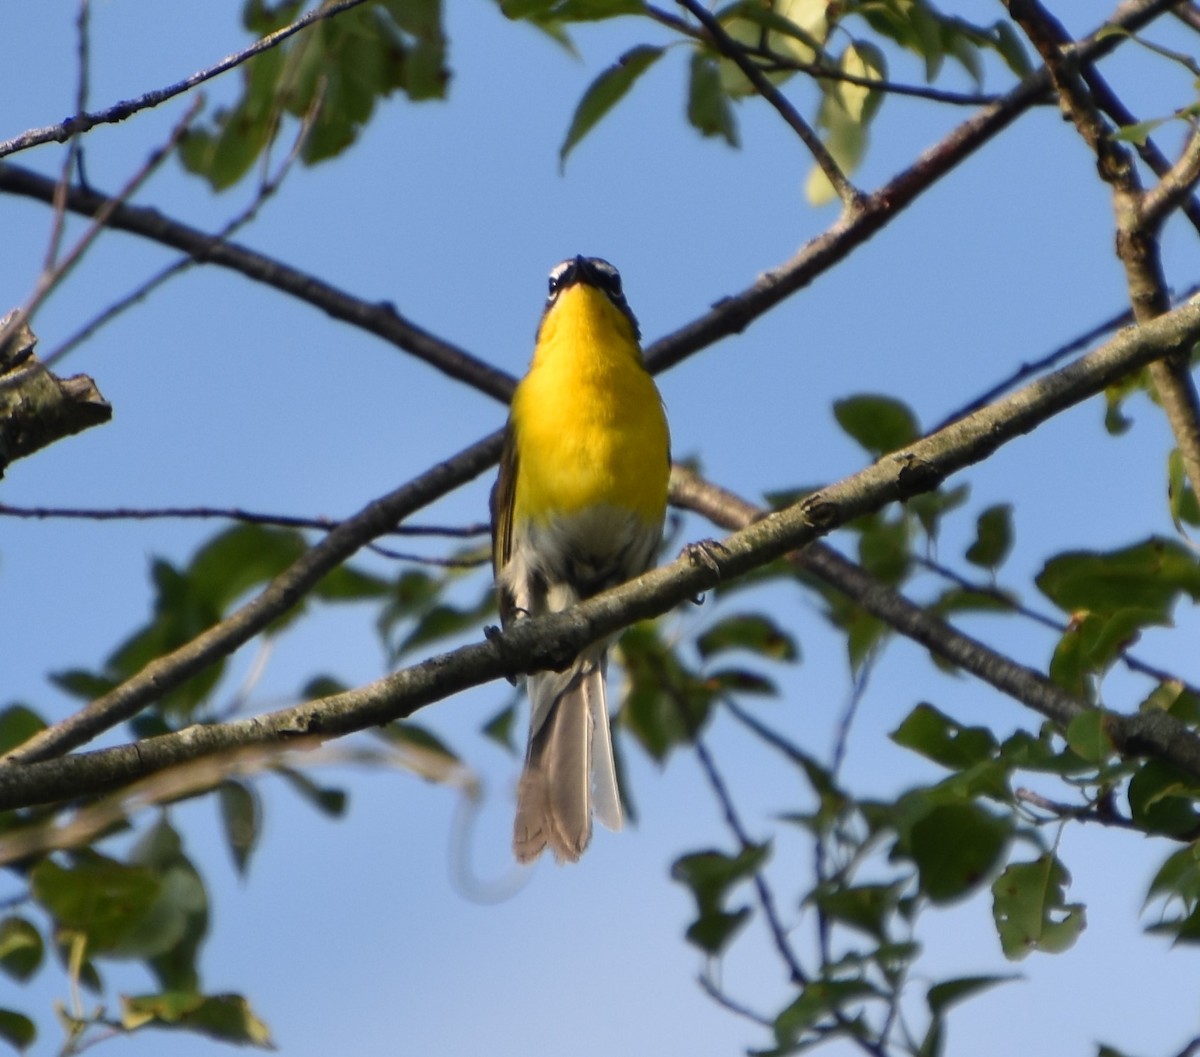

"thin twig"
[697,973,776,1029]
[643,0,1184,378]
[1014,787,1140,831]
[642,4,1005,106]
[0,0,375,161]
[43,0,92,274]
[675,0,863,209]
[42,77,326,371]
[0,98,202,363]
[0,502,488,542]
[692,735,810,986]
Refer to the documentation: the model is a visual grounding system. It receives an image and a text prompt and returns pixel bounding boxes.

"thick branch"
[4,294,1200,807]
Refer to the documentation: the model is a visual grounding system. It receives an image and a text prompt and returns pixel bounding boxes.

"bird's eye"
[607,273,622,297]
[547,275,559,295]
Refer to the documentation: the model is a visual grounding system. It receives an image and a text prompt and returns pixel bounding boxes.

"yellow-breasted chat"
[491,256,670,863]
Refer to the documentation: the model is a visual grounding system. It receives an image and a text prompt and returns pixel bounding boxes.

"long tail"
[513,655,622,864]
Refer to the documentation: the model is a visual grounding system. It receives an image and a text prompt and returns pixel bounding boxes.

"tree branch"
[0,163,518,404]
[5,292,1200,807]
[0,0,376,161]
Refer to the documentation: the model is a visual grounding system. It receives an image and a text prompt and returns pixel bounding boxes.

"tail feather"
[513,658,620,864]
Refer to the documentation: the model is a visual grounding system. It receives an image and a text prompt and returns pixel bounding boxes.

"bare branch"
[0,0,375,161]
[42,78,324,371]
[0,163,517,403]
[0,98,201,364]
[0,501,487,538]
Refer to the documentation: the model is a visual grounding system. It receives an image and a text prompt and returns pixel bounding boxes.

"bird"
[490,255,670,864]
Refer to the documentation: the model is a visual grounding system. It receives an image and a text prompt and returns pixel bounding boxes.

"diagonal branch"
[4,290,1200,807]
[0,0,376,161]
[0,163,517,404]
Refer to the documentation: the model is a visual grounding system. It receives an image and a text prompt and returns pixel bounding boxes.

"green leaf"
[502,0,641,19]
[1064,710,1114,766]
[482,700,519,753]
[908,482,969,542]
[619,624,716,760]
[188,524,307,611]
[1127,760,1200,837]
[219,781,262,877]
[696,613,798,662]
[1036,537,1200,621]
[0,918,43,983]
[48,668,116,702]
[910,803,1010,904]
[927,974,1016,1017]
[0,1010,34,1053]
[857,514,910,585]
[774,978,880,1046]
[992,855,1085,959]
[965,504,1013,570]
[391,588,494,659]
[559,46,664,169]
[891,703,998,770]
[991,20,1032,77]
[687,52,739,147]
[0,705,45,755]
[1112,116,1168,145]
[121,991,273,1047]
[275,766,348,817]
[833,394,919,457]
[313,563,390,601]
[1169,447,1200,528]
[31,855,161,953]
[705,668,778,696]
[811,883,900,941]
[125,821,209,989]
[182,0,445,189]
[671,843,769,955]
[1145,842,1200,908]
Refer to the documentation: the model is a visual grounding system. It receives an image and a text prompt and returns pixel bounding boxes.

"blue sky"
[3,1,1200,1055]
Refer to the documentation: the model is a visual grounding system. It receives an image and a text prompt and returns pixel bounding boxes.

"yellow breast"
[510,284,669,528]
